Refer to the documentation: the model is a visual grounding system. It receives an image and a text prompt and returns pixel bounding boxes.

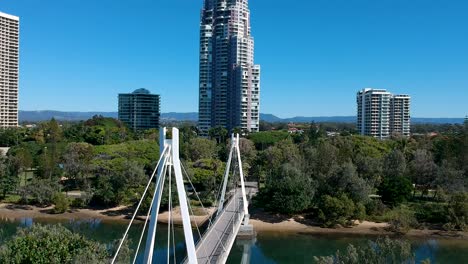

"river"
[1,218,467,263]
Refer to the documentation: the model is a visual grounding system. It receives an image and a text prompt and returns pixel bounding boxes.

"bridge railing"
[207,194,245,262]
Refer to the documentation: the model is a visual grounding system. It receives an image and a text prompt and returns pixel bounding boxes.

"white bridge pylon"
[111,127,251,264]
[217,133,250,223]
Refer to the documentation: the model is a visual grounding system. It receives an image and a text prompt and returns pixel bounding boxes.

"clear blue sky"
[2,0,467,117]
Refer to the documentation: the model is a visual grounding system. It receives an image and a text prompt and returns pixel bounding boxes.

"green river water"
[1,218,467,263]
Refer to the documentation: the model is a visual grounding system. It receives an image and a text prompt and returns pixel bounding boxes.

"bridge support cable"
[217,133,250,225]
[180,162,229,261]
[132,192,154,264]
[111,145,170,264]
[167,164,172,264]
[235,134,249,222]
[143,146,171,264]
[117,127,254,264]
[141,128,198,264]
[217,134,235,216]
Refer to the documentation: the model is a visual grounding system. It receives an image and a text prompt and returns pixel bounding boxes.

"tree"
[186,159,225,205]
[434,160,465,197]
[208,126,228,143]
[237,138,257,175]
[0,128,22,146]
[387,205,418,234]
[248,131,289,150]
[317,193,364,227]
[264,139,302,170]
[305,141,338,179]
[383,149,406,178]
[444,192,468,231]
[378,175,413,207]
[258,164,315,214]
[409,149,438,197]
[187,138,217,161]
[43,118,63,144]
[0,156,17,199]
[92,161,147,206]
[308,122,326,146]
[0,224,110,263]
[53,192,70,214]
[37,146,62,179]
[314,237,414,264]
[63,142,94,187]
[354,154,383,186]
[323,162,372,204]
[19,178,61,206]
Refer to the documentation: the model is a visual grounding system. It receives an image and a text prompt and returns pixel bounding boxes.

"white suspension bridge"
[112,127,256,264]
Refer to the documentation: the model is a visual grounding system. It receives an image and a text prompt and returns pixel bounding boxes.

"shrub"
[53,192,70,214]
[387,205,418,234]
[378,176,413,207]
[0,224,108,263]
[19,178,61,206]
[412,202,447,224]
[314,237,414,264]
[71,197,87,208]
[444,193,468,231]
[365,199,387,218]
[318,194,365,227]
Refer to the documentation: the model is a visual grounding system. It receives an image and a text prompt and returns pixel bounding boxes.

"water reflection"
[227,233,468,264]
[1,218,467,264]
[19,217,33,227]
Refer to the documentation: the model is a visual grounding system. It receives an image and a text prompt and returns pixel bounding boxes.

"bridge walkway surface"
[186,189,247,264]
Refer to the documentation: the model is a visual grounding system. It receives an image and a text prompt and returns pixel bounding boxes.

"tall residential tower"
[390,94,411,137]
[199,0,261,135]
[357,88,411,139]
[0,12,19,128]
[118,89,160,131]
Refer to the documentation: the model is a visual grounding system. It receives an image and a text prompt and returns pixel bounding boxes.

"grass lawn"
[19,171,34,187]
[0,194,21,204]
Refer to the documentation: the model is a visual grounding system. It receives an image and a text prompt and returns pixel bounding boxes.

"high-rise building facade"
[118,89,160,131]
[357,88,411,139]
[357,88,392,139]
[0,12,19,128]
[199,0,261,135]
[390,94,411,137]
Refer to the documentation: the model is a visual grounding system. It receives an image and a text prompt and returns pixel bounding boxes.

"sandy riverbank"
[1,203,466,239]
[0,203,212,226]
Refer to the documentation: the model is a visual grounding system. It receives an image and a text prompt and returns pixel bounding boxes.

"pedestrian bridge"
[112,127,255,264]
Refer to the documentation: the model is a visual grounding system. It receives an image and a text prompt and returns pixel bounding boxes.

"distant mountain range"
[18,110,465,124]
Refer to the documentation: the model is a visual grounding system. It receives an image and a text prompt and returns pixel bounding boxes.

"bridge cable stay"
[112,127,251,264]
[166,164,172,264]
[142,127,198,264]
[217,134,249,222]
[132,192,153,264]
[111,145,170,264]
[180,162,229,259]
[187,133,249,264]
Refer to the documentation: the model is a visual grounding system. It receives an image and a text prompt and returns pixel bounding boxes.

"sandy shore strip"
[0,203,212,226]
[0,203,466,239]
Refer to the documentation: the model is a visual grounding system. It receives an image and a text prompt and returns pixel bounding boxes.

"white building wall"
[0,12,19,128]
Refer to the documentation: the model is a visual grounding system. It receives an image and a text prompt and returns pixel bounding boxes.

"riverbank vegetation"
[314,237,419,264]
[0,224,130,263]
[0,117,467,235]
[253,121,467,232]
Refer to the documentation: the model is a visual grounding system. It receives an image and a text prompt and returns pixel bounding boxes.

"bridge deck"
[191,189,244,264]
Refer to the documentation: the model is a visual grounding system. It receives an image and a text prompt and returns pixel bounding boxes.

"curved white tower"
[199,0,261,135]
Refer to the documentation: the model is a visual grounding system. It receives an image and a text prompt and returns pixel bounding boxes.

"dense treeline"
[0,117,233,212]
[251,122,467,231]
[0,117,467,232]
